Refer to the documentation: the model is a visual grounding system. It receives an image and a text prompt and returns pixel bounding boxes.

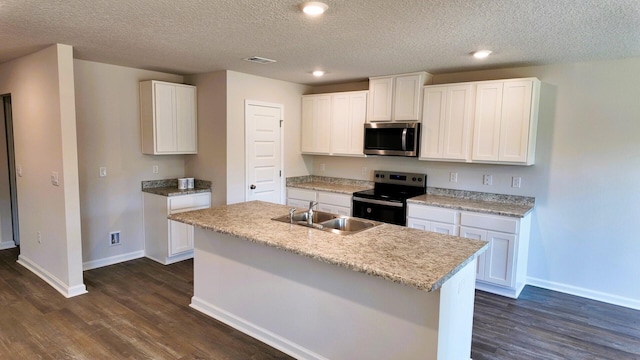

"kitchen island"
[170,201,488,360]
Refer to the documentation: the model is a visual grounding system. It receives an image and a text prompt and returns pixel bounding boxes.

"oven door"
[352,196,406,226]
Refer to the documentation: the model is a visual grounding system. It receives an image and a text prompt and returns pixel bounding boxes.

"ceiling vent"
[243,56,277,64]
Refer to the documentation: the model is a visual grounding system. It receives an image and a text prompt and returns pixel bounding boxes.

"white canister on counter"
[187,177,195,189]
[178,178,188,190]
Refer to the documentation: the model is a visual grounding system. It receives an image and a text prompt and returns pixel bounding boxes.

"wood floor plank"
[0,247,638,359]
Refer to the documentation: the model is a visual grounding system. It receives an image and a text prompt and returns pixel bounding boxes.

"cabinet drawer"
[318,191,352,207]
[287,188,317,202]
[460,212,518,234]
[168,193,211,214]
[407,204,459,224]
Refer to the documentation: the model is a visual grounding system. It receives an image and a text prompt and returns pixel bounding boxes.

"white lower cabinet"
[407,204,460,236]
[408,202,531,298]
[143,192,211,265]
[287,187,352,216]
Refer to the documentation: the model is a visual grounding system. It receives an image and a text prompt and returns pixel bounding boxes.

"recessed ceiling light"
[473,50,492,59]
[312,70,325,77]
[301,1,328,16]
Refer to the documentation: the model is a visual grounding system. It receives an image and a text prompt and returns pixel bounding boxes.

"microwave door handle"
[401,128,408,151]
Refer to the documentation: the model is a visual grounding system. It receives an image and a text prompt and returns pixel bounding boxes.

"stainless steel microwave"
[363,123,420,157]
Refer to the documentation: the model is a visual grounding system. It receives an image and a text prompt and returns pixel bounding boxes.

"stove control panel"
[373,170,426,187]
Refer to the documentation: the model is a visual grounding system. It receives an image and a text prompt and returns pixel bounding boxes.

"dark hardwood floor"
[0,246,638,359]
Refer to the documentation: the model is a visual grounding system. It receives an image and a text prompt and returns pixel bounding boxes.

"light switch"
[51,171,59,186]
[99,167,107,177]
[16,166,22,177]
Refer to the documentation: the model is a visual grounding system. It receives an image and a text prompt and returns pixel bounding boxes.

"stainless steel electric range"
[352,170,427,226]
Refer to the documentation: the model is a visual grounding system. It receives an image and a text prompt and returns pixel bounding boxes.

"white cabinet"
[407,204,460,236]
[301,95,331,154]
[367,72,433,122]
[420,84,475,161]
[459,211,531,299]
[408,202,532,299]
[287,187,352,216]
[301,91,367,156]
[472,78,540,165]
[143,192,211,264]
[140,80,198,155]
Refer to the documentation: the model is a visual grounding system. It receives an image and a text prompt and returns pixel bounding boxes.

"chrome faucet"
[307,201,318,225]
[289,208,297,223]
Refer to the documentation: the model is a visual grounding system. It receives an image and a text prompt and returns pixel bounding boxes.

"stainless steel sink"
[272,210,381,235]
[319,217,378,234]
[272,210,339,224]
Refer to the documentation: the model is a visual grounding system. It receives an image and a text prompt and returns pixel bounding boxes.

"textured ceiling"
[1,0,639,85]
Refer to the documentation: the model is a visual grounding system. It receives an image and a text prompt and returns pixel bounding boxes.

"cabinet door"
[498,80,533,163]
[347,92,367,154]
[318,203,351,216]
[484,231,516,287]
[301,95,331,154]
[168,220,194,256]
[407,218,430,231]
[393,74,423,121]
[430,222,458,236]
[472,82,503,161]
[420,86,446,158]
[367,77,394,122]
[175,85,197,153]
[460,226,488,281]
[442,84,474,160]
[154,82,177,153]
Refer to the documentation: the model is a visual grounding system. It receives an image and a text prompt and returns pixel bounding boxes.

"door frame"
[1,94,19,248]
[244,100,285,204]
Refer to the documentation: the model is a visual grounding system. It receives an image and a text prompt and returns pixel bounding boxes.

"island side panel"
[191,227,447,360]
[436,258,477,360]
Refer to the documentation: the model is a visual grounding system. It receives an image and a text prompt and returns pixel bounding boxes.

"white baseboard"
[17,255,88,298]
[527,276,640,311]
[190,296,328,360]
[0,240,16,250]
[83,250,145,270]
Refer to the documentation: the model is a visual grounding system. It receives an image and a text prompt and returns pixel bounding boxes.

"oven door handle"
[353,196,404,208]
[401,128,408,151]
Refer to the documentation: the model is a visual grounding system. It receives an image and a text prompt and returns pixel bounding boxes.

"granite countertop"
[407,188,535,218]
[286,175,373,194]
[170,201,488,292]
[142,179,212,197]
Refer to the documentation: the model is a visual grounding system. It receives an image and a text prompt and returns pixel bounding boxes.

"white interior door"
[245,101,283,204]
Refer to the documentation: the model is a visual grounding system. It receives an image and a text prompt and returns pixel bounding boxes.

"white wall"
[225,71,312,204]
[74,60,186,268]
[312,58,640,309]
[0,44,85,297]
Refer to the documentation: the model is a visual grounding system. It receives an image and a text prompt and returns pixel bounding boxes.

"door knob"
[250,184,256,190]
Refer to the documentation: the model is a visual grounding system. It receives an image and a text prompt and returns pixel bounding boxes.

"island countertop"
[170,201,488,292]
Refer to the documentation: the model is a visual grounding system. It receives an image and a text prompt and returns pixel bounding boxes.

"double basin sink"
[272,210,381,235]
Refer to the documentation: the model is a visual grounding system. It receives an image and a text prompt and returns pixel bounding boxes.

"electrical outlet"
[51,171,60,186]
[449,172,458,183]
[152,165,159,174]
[483,174,493,186]
[512,176,522,188]
[37,231,41,244]
[320,163,326,172]
[99,166,107,177]
[361,167,368,176]
[109,231,121,246]
[17,165,23,177]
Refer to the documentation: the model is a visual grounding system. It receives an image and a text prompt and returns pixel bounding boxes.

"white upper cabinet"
[367,72,433,123]
[140,80,197,155]
[472,78,540,165]
[420,84,475,161]
[301,91,367,157]
[301,95,331,154]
